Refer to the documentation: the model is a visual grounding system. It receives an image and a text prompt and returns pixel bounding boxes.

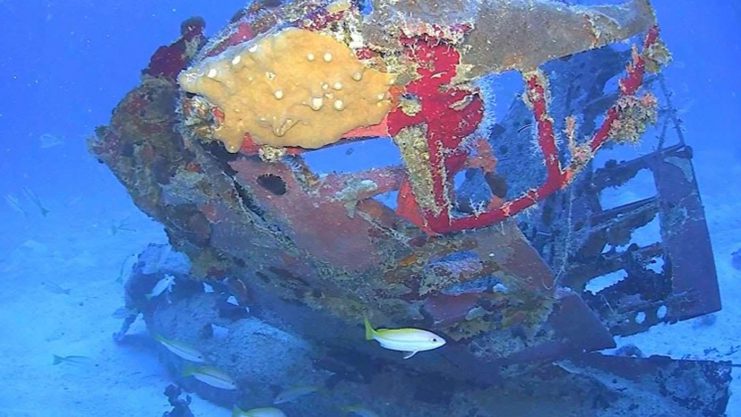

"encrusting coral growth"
[178,27,396,152]
[175,0,667,235]
[91,3,733,415]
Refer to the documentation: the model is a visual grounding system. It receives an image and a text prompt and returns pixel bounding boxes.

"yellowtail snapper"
[232,406,287,417]
[153,333,206,363]
[341,405,380,417]
[22,187,49,217]
[42,281,71,295]
[273,384,322,404]
[52,354,91,366]
[364,317,446,359]
[182,364,236,390]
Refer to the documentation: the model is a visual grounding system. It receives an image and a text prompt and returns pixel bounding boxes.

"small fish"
[731,248,741,271]
[273,384,322,404]
[145,274,175,299]
[39,133,64,149]
[22,187,49,217]
[182,365,237,390]
[42,281,71,295]
[341,405,380,417]
[153,333,206,363]
[52,354,90,366]
[115,253,137,284]
[233,406,287,417]
[364,317,446,359]
[5,194,27,217]
[110,223,137,235]
[111,306,137,319]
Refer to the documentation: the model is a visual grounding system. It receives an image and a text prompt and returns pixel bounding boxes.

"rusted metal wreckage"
[94,0,730,415]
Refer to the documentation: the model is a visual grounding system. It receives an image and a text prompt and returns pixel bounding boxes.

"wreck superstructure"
[93,1,729,415]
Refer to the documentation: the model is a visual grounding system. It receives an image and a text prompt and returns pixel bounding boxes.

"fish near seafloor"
[732,248,741,271]
[364,317,446,359]
[341,405,380,417]
[273,384,322,404]
[145,274,175,299]
[42,281,71,295]
[22,187,50,217]
[232,406,287,417]
[52,354,90,365]
[182,365,237,390]
[153,333,206,363]
[5,194,27,217]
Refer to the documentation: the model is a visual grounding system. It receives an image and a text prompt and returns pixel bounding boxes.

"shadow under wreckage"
[96,1,730,415]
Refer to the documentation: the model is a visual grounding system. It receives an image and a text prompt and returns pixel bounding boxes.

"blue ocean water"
[0,1,739,416]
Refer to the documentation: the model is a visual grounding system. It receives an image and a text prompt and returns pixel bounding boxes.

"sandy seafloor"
[0,1,739,417]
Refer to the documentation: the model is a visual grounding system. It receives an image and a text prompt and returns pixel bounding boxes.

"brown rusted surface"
[651,146,722,319]
[229,157,405,271]
[559,144,721,337]
[363,0,656,75]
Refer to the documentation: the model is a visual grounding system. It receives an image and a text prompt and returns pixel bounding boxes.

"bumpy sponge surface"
[179,27,396,152]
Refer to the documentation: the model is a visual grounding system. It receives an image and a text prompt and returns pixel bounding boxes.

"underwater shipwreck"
[91,0,731,415]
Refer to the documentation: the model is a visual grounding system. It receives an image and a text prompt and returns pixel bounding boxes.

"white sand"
[0,151,229,417]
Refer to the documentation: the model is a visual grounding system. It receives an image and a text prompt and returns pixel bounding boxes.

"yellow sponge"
[178,28,396,152]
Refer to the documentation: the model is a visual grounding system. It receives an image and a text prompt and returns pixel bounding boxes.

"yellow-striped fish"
[273,384,322,404]
[153,334,206,363]
[183,365,237,390]
[341,404,380,417]
[364,318,446,359]
[232,406,286,417]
